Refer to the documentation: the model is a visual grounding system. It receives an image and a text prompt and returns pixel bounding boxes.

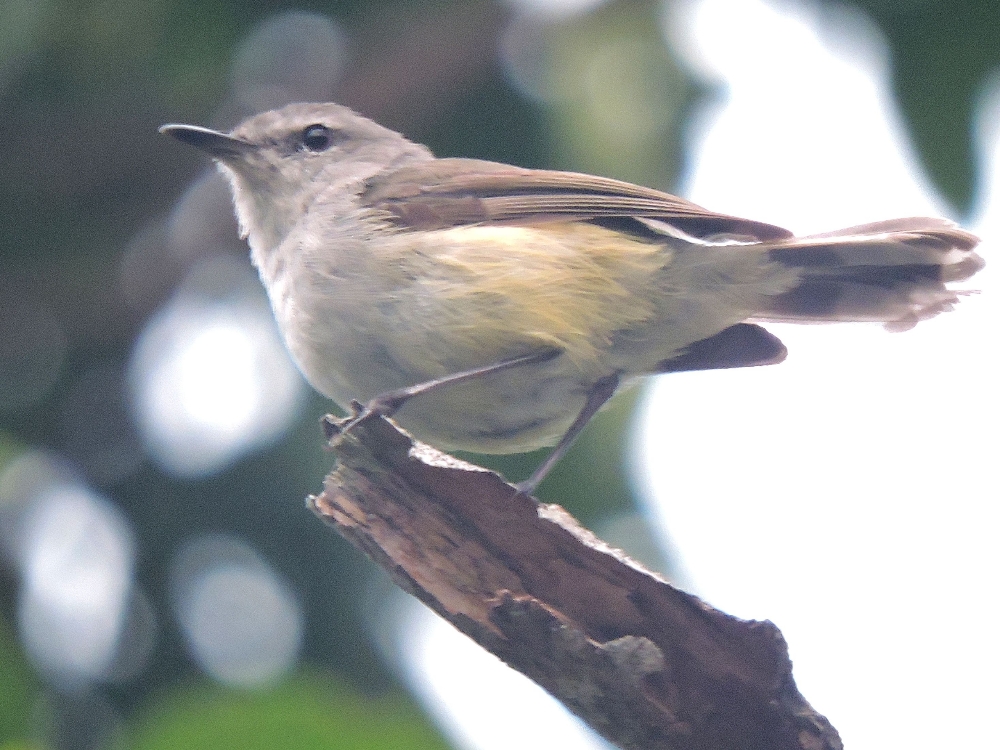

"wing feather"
[360,158,793,242]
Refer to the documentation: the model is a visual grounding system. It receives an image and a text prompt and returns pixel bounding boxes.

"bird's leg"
[515,372,620,497]
[322,347,562,440]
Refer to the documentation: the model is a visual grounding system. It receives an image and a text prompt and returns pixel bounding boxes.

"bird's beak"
[159,124,256,159]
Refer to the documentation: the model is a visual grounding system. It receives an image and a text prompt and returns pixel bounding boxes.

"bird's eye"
[301,124,335,152]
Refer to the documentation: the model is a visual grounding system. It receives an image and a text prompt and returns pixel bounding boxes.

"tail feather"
[757,218,984,330]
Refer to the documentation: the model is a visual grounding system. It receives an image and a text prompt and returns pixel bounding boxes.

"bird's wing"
[359,157,793,242]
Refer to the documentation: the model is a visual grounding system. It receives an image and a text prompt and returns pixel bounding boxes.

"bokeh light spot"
[231,11,347,113]
[129,257,305,478]
[171,534,303,688]
[15,479,134,687]
[175,322,258,430]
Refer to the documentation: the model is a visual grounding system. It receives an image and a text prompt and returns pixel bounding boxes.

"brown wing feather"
[360,158,793,241]
[795,217,979,249]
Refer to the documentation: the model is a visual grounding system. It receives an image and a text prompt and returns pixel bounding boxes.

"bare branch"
[310,415,842,750]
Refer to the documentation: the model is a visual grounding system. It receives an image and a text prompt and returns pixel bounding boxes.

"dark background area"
[0,1,995,748]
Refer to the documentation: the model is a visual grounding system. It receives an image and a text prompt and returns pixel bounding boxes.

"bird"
[161,102,984,494]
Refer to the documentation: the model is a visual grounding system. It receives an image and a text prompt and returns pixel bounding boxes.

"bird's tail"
[756,218,984,330]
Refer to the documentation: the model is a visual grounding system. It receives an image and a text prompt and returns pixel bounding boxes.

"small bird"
[161,102,983,493]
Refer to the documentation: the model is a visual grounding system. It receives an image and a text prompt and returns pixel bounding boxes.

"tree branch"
[309,414,842,750]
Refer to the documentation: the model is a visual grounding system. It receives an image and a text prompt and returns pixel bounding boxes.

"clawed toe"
[321,394,406,443]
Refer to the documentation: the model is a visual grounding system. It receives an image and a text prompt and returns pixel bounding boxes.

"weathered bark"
[310,414,841,750]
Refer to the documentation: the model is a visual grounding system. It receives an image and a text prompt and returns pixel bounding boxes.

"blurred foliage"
[0,0,991,748]
[0,435,23,479]
[0,617,40,745]
[846,0,1000,213]
[539,0,694,185]
[117,674,449,750]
